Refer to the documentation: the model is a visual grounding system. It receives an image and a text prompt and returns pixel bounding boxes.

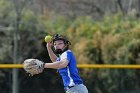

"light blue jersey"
[57,50,83,87]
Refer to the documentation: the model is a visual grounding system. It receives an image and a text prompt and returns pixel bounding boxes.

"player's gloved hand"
[23,59,45,76]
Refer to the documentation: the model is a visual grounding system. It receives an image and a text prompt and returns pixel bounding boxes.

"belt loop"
[64,87,69,91]
[64,85,74,91]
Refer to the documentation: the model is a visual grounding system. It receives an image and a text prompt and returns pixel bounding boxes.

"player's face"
[54,40,65,50]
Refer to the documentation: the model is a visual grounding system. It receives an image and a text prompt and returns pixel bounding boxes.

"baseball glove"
[23,59,45,76]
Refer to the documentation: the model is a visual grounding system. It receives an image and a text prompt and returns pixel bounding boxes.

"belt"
[64,86,74,91]
[64,83,82,91]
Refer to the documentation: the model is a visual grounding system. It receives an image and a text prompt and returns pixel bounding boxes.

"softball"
[44,35,53,43]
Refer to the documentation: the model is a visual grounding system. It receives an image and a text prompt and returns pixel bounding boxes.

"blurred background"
[0,0,140,93]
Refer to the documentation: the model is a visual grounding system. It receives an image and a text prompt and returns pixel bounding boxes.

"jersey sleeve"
[60,51,71,63]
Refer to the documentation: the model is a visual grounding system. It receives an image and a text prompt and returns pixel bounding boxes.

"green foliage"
[126,39,140,64]
[41,16,72,35]
[43,14,140,92]
[0,0,13,63]
[1,2,140,92]
[0,0,11,16]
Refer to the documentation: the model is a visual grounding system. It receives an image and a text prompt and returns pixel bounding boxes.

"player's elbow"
[58,61,68,69]
[59,63,67,68]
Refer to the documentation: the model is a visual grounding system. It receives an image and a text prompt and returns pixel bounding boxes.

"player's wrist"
[42,63,45,69]
[44,63,47,68]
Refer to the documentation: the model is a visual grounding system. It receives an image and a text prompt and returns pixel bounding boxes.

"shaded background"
[0,0,140,93]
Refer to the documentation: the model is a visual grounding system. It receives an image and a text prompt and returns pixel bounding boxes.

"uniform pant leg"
[66,84,88,93]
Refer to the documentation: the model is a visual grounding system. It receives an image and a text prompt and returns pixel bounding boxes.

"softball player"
[45,34,88,93]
